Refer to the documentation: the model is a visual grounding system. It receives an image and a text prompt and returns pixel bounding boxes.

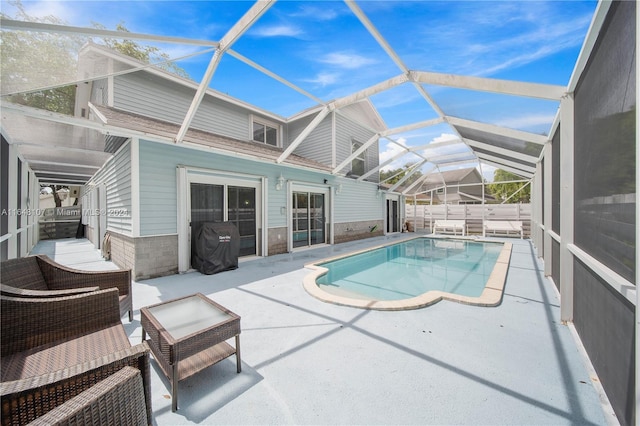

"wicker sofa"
[0,289,151,425]
[0,254,133,321]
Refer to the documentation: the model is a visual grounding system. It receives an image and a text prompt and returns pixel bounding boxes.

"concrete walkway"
[30,236,613,425]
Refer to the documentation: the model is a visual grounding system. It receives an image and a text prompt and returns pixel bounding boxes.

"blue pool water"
[316,238,503,301]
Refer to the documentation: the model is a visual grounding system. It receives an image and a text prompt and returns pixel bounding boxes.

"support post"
[543,142,553,277]
[635,1,639,419]
[559,94,574,323]
[7,144,18,259]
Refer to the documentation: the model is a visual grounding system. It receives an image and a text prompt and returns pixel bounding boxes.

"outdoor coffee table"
[140,293,241,412]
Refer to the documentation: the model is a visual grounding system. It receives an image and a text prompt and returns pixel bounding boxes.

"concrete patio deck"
[30,235,615,425]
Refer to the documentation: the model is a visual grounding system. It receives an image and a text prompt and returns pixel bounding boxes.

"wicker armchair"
[0,289,151,425]
[0,254,133,321]
[27,366,148,426]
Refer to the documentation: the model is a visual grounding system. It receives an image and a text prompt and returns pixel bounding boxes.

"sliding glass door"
[292,191,325,248]
[190,182,257,257]
[227,186,256,256]
[190,183,223,223]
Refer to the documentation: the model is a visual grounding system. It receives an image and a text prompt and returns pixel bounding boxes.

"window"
[351,141,365,176]
[252,118,278,146]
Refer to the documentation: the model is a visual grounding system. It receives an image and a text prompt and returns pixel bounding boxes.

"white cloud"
[302,72,340,87]
[379,133,469,172]
[479,164,497,182]
[379,139,410,171]
[251,24,303,38]
[494,113,556,132]
[290,5,340,22]
[319,52,377,70]
[419,133,464,157]
[414,5,593,78]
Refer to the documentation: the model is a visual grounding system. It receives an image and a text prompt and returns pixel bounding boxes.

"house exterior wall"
[335,113,379,182]
[90,78,109,106]
[460,171,484,199]
[284,114,313,150]
[112,72,279,144]
[334,219,384,244]
[82,141,133,244]
[108,231,178,280]
[286,111,380,181]
[138,138,383,232]
[132,139,384,277]
[78,48,387,279]
[288,113,333,166]
[95,59,380,183]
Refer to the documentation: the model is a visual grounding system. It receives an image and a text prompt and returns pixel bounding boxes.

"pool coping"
[303,236,513,311]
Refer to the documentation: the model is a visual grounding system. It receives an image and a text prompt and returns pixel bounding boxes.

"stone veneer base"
[108,232,178,280]
[108,220,387,279]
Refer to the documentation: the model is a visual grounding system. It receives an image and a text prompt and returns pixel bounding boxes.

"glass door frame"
[288,183,332,251]
[385,194,402,234]
[177,166,264,273]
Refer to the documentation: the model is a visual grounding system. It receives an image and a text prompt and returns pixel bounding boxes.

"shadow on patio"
[33,235,611,425]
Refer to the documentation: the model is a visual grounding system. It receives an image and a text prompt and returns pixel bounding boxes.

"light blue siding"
[138,140,383,236]
[139,141,312,234]
[333,178,382,222]
[86,142,133,235]
[138,143,179,236]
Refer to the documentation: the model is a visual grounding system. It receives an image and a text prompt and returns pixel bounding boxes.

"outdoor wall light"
[276,174,285,191]
[335,184,343,195]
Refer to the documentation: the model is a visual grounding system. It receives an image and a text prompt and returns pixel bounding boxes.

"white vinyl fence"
[406,203,531,237]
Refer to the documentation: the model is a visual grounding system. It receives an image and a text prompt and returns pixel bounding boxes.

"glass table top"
[147,295,234,340]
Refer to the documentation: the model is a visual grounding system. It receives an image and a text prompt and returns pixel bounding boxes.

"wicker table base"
[141,293,241,412]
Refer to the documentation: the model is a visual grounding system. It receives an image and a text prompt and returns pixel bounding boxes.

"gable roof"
[422,167,481,187]
[78,42,289,124]
[91,105,332,172]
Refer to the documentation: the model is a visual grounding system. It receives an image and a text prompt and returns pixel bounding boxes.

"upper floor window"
[252,118,279,147]
[351,141,365,176]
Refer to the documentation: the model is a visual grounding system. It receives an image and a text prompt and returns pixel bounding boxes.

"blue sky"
[2,0,598,175]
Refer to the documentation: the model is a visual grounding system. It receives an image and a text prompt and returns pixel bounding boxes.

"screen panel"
[573,1,636,284]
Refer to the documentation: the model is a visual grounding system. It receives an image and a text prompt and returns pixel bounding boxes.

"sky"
[1,0,598,178]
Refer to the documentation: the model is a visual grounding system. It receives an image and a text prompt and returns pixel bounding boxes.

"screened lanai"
[0,1,637,425]
[2,0,567,188]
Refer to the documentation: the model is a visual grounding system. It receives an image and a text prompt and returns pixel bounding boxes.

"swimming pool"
[304,237,512,310]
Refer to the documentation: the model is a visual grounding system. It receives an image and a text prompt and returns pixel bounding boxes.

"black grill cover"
[191,222,240,275]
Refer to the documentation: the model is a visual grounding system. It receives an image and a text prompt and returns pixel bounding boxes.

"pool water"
[316,238,503,301]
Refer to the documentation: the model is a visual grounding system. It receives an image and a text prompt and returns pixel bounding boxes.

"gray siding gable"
[112,72,279,143]
[285,111,380,180]
[287,113,333,166]
[336,114,379,182]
